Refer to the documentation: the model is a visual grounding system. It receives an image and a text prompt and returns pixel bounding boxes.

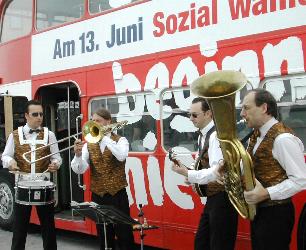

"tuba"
[82,120,128,143]
[191,70,256,220]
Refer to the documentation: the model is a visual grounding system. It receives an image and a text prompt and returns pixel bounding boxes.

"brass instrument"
[22,120,128,164]
[83,120,128,143]
[191,70,256,220]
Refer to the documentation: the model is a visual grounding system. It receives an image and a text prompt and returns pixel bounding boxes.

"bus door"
[37,82,84,220]
[0,95,27,230]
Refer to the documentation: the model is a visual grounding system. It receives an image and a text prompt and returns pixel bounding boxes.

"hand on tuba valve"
[191,70,256,220]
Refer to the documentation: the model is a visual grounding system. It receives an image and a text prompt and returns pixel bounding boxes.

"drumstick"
[42,169,49,174]
[9,170,28,175]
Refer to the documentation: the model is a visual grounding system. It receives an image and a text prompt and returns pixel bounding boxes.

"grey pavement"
[0,225,162,250]
[0,224,99,250]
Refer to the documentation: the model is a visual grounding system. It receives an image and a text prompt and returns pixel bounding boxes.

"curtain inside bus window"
[36,0,84,31]
[89,0,142,14]
[264,76,306,149]
[0,0,32,43]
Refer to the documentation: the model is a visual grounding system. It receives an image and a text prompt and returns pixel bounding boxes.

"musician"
[241,89,306,250]
[1,100,62,250]
[171,97,238,250]
[71,108,135,250]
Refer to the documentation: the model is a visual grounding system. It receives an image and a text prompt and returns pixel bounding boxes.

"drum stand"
[71,202,139,250]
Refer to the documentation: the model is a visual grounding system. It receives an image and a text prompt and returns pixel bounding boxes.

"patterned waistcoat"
[13,128,51,173]
[87,133,127,196]
[199,128,224,197]
[247,122,292,206]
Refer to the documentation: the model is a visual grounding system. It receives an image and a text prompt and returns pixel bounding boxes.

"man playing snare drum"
[1,100,62,250]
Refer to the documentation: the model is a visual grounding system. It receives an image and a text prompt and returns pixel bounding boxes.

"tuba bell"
[191,70,256,220]
[82,120,128,143]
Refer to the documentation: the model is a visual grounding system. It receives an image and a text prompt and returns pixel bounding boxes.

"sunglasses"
[188,112,204,118]
[29,112,44,117]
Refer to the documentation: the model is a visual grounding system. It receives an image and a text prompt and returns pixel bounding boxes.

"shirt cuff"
[102,135,112,144]
[187,168,216,185]
[266,186,277,200]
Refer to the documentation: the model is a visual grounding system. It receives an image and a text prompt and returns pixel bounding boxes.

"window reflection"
[162,89,198,152]
[264,75,306,149]
[162,88,252,151]
[90,94,156,152]
[89,0,142,14]
[1,0,32,43]
[36,0,84,31]
[279,106,306,148]
[265,77,306,103]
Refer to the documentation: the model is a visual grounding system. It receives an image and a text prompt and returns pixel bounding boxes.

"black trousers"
[194,191,238,250]
[11,202,57,250]
[251,202,294,250]
[92,189,135,250]
[298,203,306,250]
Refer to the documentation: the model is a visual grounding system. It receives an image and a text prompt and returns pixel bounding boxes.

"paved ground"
[0,224,162,250]
[0,225,99,250]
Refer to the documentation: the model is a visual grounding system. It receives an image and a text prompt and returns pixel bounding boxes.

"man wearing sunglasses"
[1,100,62,250]
[171,97,238,250]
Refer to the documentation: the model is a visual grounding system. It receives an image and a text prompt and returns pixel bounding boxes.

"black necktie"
[29,128,41,134]
[198,131,203,153]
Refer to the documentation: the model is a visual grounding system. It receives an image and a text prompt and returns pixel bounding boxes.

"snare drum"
[15,180,56,205]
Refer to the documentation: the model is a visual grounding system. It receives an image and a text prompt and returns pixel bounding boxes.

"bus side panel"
[0,37,31,84]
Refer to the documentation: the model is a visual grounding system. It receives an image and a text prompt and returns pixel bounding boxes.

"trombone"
[22,120,128,164]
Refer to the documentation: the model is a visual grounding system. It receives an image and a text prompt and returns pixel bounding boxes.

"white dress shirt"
[1,124,62,168]
[71,133,129,174]
[188,120,223,184]
[253,117,306,200]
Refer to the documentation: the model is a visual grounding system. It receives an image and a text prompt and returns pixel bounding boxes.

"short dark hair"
[251,89,278,118]
[94,108,111,120]
[192,97,210,112]
[25,100,42,113]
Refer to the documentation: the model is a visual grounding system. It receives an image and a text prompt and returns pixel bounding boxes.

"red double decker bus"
[0,1,306,249]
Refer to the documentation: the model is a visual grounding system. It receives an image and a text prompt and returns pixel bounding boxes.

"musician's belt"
[257,197,292,208]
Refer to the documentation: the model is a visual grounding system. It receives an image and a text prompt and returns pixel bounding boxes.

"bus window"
[0,0,32,43]
[90,93,156,152]
[263,75,306,149]
[279,105,306,148]
[36,0,84,31]
[162,88,252,152]
[89,0,142,14]
[161,89,198,152]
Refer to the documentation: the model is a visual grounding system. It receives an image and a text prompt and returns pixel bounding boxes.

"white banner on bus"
[31,0,306,76]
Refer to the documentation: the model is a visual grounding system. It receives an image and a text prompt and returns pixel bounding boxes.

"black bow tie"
[29,128,41,134]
